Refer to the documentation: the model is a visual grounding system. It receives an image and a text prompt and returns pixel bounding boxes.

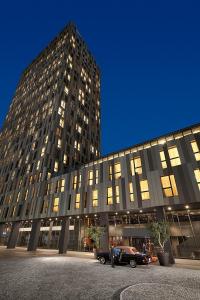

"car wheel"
[130,260,136,268]
[99,257,106,264]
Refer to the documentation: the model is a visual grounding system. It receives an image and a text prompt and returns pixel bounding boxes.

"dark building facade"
[0,23,200,259]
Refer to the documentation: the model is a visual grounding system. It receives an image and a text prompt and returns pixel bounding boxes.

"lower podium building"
[1,123,200,259]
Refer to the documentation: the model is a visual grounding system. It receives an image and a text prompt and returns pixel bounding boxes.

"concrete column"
[47,221,53,248]
[58,218,70,254]
[99,213,109,252]
[156,206,175,264]
[75,219,80,250]
[0,223,5,245]
[27,219,41,251]
[7,222,21,249]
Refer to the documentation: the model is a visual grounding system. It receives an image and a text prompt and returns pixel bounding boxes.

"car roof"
[115,246,133,249]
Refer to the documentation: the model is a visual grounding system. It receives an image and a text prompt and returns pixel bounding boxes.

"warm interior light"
[168,207,172,210]
[185,205,189,209]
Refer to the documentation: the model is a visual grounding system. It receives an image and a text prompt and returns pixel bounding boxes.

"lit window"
[79,174,82,188]
[107,187,113,205]
[57,138,62,148]
[109,165,113,180]
[140,180,150,200]
[73,175,77,189]
[191,141,200,161]
[90,145,94,153]
[88,170,93,185]
[60,179,65,192]
[194,169,200,190]
[41,147,45,157]
[115,185,120,203]
[130,157,142,175]
[78,89,85,105]
[64,86,69,95]
[45,135,48,144]
[16,192,20,203]
[63,154,68,164]
[95,169,99,184]
[54,161,59,172]
[83,115,89,124]
[114,163,121,179]
[74,140,80,151]
[59,118,64,128]
[161,175,178,197]
[61,100,65,109]
[53,197,59,212]
[168,146,181,166]
[76,124,82,134]
[92,190,98,207]
[160,151,167,169]
[36,160,40,170]
[75,193,80,209]
[129,182,134,202]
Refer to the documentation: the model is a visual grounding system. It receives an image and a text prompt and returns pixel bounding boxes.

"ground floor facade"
[1,204,200,260]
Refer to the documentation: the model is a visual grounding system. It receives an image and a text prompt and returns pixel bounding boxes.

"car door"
[120,249,129,264]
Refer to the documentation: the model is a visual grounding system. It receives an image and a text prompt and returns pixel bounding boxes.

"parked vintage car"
[97,246,149,268]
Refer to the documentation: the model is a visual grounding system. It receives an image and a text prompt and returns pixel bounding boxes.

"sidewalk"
[174,258,200,270]
[1,246,200,269]
[0,245,94,259]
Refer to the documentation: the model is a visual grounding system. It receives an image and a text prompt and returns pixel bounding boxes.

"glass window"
[57,138,62,148]
[88,170,93,185]
[107,187,113,205]
[109,165,113,180]
[129,182,134,202]
[115,185,120,203]
[160,151,167,169]
[114,163,121,179]
[191,141,200,161]
[63,154,68,164]
[41,147,45,157]
[194,169,200,190]
[168,146,181,166]
[60,179,65,192]
[79,174,82,188]
[140,180,150,200]
[161,175,178,197]
[59,118,64,128]
[73,175,77,189]
[75,193,80,209]
[95,169,99,184]
[53,197,59,212]
[92,190,98,207]
[54,161,59,172]
[130,157,142,175]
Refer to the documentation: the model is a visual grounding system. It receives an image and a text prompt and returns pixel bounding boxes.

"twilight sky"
[0,0,200,155]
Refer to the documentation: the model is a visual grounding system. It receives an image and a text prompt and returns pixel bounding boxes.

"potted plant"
[86,226,104,258]
[149,221,170,266]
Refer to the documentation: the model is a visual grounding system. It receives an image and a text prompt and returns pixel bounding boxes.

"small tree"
[149,221,169,251]
[86,226,104,249]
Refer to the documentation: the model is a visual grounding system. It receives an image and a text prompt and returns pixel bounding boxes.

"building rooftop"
[84,122,200,167]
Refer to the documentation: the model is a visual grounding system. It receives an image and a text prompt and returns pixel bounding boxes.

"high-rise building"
[0,22,100,221]
[0,23,200,260]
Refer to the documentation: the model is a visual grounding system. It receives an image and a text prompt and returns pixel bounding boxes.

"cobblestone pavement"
[0,247,200,300]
